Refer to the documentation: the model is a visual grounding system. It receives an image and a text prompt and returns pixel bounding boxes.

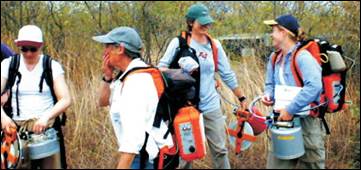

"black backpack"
[169,31,219,108]
[169,32,200,107]
[1,54,68,168]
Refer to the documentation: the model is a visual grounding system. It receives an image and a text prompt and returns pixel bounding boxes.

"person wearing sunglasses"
[1,25,72,168]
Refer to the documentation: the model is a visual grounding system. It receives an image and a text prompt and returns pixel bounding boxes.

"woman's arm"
[1,77,17,132]
[33,75,72,133]
[157,38,179,68]
[215,40,244,98]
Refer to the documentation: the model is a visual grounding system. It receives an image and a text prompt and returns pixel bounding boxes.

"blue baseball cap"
[264,14,300,37]
[92,27,143,53]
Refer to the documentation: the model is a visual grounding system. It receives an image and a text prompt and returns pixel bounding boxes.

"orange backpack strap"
[291,41,322,87]
[205,34,219,72]
[120,67,165,98]
[270,50,282,72]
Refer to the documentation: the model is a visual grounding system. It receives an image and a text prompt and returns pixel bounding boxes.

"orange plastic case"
[173,106,206,161]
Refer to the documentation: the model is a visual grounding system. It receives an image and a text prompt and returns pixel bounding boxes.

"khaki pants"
[266,116,326,169]
[179,109,231,169]
[15,119,62,169]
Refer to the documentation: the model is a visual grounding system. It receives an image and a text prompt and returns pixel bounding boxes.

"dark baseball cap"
[264,14,300,37]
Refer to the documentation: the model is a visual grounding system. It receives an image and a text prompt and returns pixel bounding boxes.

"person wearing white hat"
[1,25,72,169]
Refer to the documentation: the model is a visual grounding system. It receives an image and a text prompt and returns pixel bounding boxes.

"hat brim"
[92,35,116,44]
[15,41,43,48]
[263,20,278,26]
[197,15,214,25]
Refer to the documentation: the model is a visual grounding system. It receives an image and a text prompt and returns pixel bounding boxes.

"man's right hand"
[261,95,274,106]
[102,51,113,80]
[1,114,16,134]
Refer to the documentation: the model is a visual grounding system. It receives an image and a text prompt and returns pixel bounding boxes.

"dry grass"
[1,35,359,169]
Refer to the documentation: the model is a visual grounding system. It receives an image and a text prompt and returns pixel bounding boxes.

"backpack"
[271,39,351,134]
[1,54,68,168]
[119,66,207,169]
[1,52,6,62]
[169,31,219,107]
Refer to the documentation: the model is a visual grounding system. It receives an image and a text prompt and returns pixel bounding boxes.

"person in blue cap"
[94,27,174,169]
[158,3,247,169]
[262,14,325,169]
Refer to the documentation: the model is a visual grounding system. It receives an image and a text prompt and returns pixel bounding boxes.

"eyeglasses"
[20,46,39,53]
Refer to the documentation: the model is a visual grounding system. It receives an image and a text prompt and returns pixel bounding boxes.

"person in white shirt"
[94,26,173,169]
[1,25,71,168]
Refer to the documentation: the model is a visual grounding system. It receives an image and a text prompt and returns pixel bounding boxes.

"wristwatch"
[102,76,113,83]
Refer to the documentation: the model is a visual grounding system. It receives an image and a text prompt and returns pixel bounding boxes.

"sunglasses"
[20,46,39,53]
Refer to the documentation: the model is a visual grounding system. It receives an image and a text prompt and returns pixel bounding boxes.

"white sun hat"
[15,25,43,47]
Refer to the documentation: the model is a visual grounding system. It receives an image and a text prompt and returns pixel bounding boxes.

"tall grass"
[1,35,359,169]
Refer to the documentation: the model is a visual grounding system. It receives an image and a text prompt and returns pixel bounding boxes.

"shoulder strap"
[270,46,304,87]
[39,55,67,127]
[119,67,150,82]
[120,66,165,98]
[2,54,20,96]
[168,32,193,69]
[205,34,219,72]
[290,40,321,87]
[271,50,282,70]
[39,55,57,103]
[178,31,190,50]
[2,54,21,117]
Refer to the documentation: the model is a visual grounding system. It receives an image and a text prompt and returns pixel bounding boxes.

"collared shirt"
[109,58,173,162]
[264,44,323,115]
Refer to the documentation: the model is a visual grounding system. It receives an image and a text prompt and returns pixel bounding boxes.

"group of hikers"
[1,3,350,169]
